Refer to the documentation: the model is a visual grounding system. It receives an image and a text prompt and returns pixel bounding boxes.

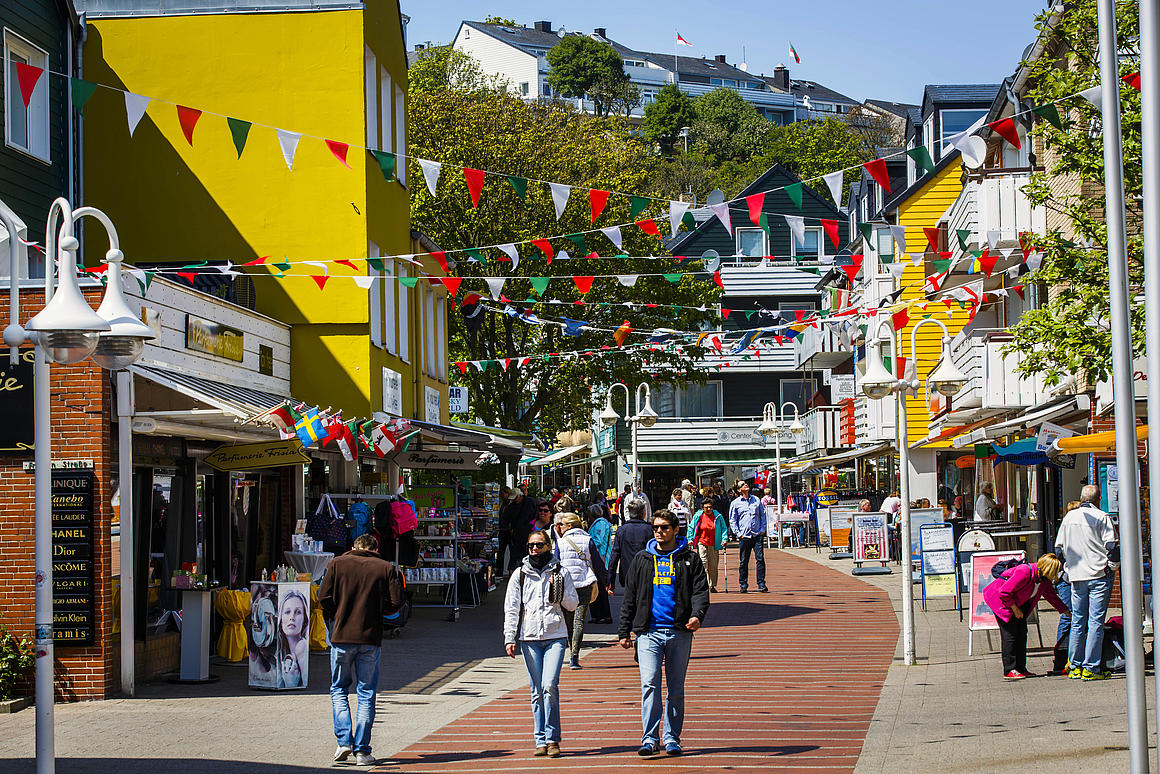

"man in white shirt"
[624,483,652,521]
[879,490,902,522]
[1054,484,1118,680]
[974,482,998,521]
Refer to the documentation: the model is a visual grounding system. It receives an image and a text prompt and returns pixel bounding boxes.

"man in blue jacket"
[618,509,710,757]
[728,481,768,593]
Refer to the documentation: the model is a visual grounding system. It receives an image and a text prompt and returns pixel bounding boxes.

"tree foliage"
[545,36,630,118]
[690,88,770,163]
[1004,0,1142,385]
[641,84,696,154]
[483,15,517,25]
[408,46,496,95]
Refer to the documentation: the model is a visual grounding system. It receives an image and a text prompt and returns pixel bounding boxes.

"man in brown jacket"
[318,533,404,766]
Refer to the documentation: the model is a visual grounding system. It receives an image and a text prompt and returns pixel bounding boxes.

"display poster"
[816,507,831,544]
[248,581,311,689]
[52,470,96,645]
[908,508,943,562]
[854,514,888,563]
[448,386,469,414]
[968,551,1025,631]
[829,508,855,552]
[919,523,958,598]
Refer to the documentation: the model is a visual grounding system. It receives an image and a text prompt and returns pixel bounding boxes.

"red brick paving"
[374,549,897,773]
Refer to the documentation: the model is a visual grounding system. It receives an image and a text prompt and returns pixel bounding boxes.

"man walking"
[608,499,653,593]
[1055,484,1118,680]
[618,509,710,757]
[728,481,768,593]
[318,533,405,766]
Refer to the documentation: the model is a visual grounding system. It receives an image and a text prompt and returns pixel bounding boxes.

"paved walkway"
[373,549,897,773]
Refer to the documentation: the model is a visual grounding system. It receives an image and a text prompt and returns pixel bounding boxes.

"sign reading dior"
[52,471,96,645]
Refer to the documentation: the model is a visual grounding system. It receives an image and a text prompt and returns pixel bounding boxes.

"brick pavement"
[372,549,898,773]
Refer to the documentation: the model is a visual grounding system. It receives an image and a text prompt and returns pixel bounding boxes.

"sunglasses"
[527,542,548,550]
[652,524,674,532]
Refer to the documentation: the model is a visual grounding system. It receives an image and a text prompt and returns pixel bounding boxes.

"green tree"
[642,84,696,154]
[1004,0,1142,385]
[761,118,870,197]
[408,86,717,435]
[690,88,770,162]
[545,36,629,118]
[408,46,495,94]
[483,15,518,25]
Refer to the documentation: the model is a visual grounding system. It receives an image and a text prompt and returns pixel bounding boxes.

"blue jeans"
[330,643,381,753]
[637,628,694,747]
[1055,579,1072,644]
[1069,572,1113,671]
[520,638,567,746]
[737,536,766,590]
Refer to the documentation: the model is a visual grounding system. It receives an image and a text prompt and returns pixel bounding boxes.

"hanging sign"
[816,489,840,507]
[448,385,469,414]
[0,349,34,455]
[52,470,96,646]
[394,448,481,471]
[204,439,310,471]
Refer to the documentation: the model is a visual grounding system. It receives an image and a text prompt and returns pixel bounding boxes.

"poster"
[908,508,943,562]
[248,581,311,689]
[920,523,958,600]
[52,470,96,645]
[854,514,888,562]
[829,508,855,552]
[968,551,1025,631]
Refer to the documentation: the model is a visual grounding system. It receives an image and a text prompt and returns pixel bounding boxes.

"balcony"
[794,325,853,370]
[716,261,826,296]
[946,330,1050,415]
[945,171,1047,257]
[634,416,801,455]
[854,394,898,444]
[798,406,844,454]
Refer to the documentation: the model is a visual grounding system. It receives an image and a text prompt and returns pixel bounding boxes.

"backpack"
[991,557,1029,579]
[390,500,418,535]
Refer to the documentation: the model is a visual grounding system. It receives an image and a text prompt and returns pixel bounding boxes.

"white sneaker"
[334,745,352,763]
[355,752,377,766]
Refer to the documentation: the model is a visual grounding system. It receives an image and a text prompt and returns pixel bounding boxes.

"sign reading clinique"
[52,470,96,646]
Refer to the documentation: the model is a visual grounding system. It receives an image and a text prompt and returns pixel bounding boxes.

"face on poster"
[249,582,310,689]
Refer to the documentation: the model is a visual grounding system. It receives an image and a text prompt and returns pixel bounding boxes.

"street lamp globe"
[635,390,659,428]
[756,415,778,438]
[861,342,897,401]
[598,404,620,428]
[91,251,156,370]
[927,354,967,397]
[789,416,806,435]
[24,237,110,364]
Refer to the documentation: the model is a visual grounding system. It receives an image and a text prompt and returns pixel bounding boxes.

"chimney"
[715,54,727,64]
[534,20,552,33]
[594,27,607,38]
[772,64,790,90]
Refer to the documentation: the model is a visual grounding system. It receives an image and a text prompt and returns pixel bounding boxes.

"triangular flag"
[227,117,252,158]
[784,215,805,247]
[1079,86,1102,108]
[669,200,691,237]
[636,218,660,237]
[589,189,610,223]
[370,149,396,181]
[822,170,843,206]
[891,308,909,331]
[784,183,802,210]
[485,277,506,300]
[662,273,683,283]
[430,251,449,273]
[713,270,724,290]
[529,277,551,296]
[841,263,860,283]
[1013,284,1025,299]
[889,224,907,253]
[978,251,998,277]
[124,92,150,137]
[924,226,941,253]
[441,276,462,297]
[988,117,1020,149]
[366,257,385,272]
[175,105,202,146]
[70,78,98,115]
[399,276,419,288]
[906,146,936,174]
[276,129,301,171]
[1122,71,1141,91]
[15,63,42,109]
[887,263,906,279]
[335,259,359,271]
[863,158,891,193]
[463,167,485,208]
[326,139,352,168]
[630,196,650,219]
[573,276,595,294]
[956,229,972,251]
[350,275,376,290]
[616,275,639,286]
[986,230,1000,250]
[910,252,923,267]
[1032,103,1063,130]
[465,247,486,265]
[531,239,554,263]
[312,274,330,290]
[820,219,840,250]
[600,226,623,249]
[498,243,520,272]
[550,183,571,220]
[613,321,632,347]
[507,175,528,200]
[746,192,766,225]
[709,203,732,234]
[419,159,442,196]
[858,222,874,246]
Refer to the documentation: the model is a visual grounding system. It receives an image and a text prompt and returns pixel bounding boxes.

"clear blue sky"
[401,0,1050,105]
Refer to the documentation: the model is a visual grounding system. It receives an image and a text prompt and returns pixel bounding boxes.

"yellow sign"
[925,573,957,597]
[186,315,245,362]
[204,439,310,471]
[816,489,840,507]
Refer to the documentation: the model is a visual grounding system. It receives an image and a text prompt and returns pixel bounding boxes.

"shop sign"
[185,315,244,362]
[953,454,975,469]
[830,375,855,402]
[816,489,839,507]
[853,514,888,563]
[22,459,95,472]
[52,471,95,646]
[382,368,402,416]
[448,386,469,414]
[717,429,768,446]
[394,448,480,471]
[204,439,311,471]
[1035,420,1075,453]
[424,386,441,424]
[0,350,34,455]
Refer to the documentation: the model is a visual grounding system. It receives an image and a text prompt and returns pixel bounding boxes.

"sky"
[401,0,1051,105]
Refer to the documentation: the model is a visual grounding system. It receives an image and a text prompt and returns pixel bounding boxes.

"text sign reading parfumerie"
[186,315,244,362]
[204,439,311,472]
[52,471,96,645]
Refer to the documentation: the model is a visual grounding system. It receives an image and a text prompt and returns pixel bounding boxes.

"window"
[543,83,552,97]
[423,285,435,377]
[682,381,721,417]
[397,263,410,362]
[520,81,529,96]
[939,108,987,151]
[876,228,893,255]
[435,294,446,380]
[793,227,822,259]
[745,81,763,90]
[364,46,378,149]
[780,378,817,414]
[906,138,918,185]
[4,31,50,161]
[369,241,382,347]
[653,384,677,417]
[736,227,767,258]
[394,84,406,186]
[380,66,390,151]
[382,367,402,415]
[383,258,397,353]
[923,112,935,164]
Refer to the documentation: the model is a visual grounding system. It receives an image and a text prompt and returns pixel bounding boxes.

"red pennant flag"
[326,139,351,168]
[1018,232,1032,260]
[441,276,462,297]
[851,254,864,270]
[312,275,329,290]
[242,255,269,266]
[721,309,732,319]
[15,64,43,108]
[463,167,485,208]
[461,293,482,306]
[746,193,765,226]
[978,250,998,277]
[863,158,891,193]
[532,239,554,264]
[1122,71,1141,91]
[988,117,1020,149]
[573,276,595,294]
[891,308,909,331]
[456,362,468,374]
[176,272,198,283]
[431,251,449,274]
[820,219,840,250]
[335,259,359,271]
[589,189,610,223]
[793,310,806,321]
[613,320,632,347]
[176,105,202,146]
[713,270,724,290]
[924,226,941,252]
[1013,284,1025,299]
[635,218,660,237]
[841,263,860,283]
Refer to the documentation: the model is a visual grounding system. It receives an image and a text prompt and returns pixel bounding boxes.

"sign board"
[0,350,34,454]
[968,550,1026,631]
[248,581,311,689]
[831,375,855,402]
[204,439,311,471]
[186,314,244,362]
[829,508,855,552]
[23,459,95,472]
[394,448,480,471]
[919,523,959,606]
[382,368,402,416]
[448,386,469,414]
[853,514,889,563]
[816,489,839,507]
[715,429,766,447]
[908,507,943,562]
[52,470,96,645]
[1036,420,1075,453]
[424,386,441,424]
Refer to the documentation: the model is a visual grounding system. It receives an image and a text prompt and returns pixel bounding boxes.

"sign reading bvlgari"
[204,439,311,471]
[186,315,244,362]
[52,470,96,646]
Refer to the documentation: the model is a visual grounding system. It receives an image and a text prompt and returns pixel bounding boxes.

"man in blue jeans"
[319,533,404,765]
[728,481,768,593]
[618,509,711,757]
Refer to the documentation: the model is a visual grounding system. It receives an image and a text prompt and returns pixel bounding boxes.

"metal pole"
[896,388,916,666]
[116,370,135,696]
[33,344,54,774]
[1141,1,1160,765]
[1097,1,1149,769]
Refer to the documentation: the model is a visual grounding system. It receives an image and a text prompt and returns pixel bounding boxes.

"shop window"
[780,378,816,414]
[4,30,50,162]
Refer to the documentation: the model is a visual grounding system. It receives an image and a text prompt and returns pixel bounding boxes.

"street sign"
[449,385,469,414]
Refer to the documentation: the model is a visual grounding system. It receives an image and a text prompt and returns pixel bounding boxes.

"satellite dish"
[706,188,726,206]
[702,250,721,273]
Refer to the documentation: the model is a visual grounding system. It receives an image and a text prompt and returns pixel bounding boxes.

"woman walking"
[503,529,579,758]
[552,511,608,670]
[983,554,1068,680]
[687,498,727,592]
[668,488,691,532]
[586,504,614,624]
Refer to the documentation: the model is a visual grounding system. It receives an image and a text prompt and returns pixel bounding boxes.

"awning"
[784,441,893,474]
[638,449,777,466]
[554,450,618,469]
[916,414,1003,449]
[450,420,534,445]
[408,418,524,455]
[952,395,1091,448]
[529,444,589,467]
[1052,424,1147,456]
[132,363,291,418]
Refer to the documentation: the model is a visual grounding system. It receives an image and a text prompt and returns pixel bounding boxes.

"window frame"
[735,227,767,259]
[792,226,824,259]
[4,29,50,163]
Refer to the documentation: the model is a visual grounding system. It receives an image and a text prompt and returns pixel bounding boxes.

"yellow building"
[80,0,448,424]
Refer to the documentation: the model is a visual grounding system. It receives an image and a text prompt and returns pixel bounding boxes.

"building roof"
[79,0,361,14]
[790,79,858,105]
[460,20,569,54]
[863,99,920,118]
[923,84,1002,106]
[636,52,758,82]
[879,148,962,214]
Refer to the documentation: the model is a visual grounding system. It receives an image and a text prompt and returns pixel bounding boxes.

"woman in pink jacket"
[984,554,1068,680]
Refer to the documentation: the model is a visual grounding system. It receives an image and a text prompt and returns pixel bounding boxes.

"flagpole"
[673,31,678,87]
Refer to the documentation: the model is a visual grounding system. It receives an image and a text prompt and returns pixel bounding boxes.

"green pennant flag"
[858,222,874,248]
[880,253,894,264]
[366,256,385,272]
[465,247,486,265]
[969,250,983,258]
[758,211,770,234]
[630,196,650,219]
[932,259,952,272]
[800,267,820,275]
[567,233,587,255]
[785,182,803,210]
[70,78,98,115]
[681,211,696,231]
[662,273,683,283]
[273,260,292,273]
[507,175,528,200]
[399,277,419,288]
[134,271,157,295]
[370,150,396,181]
[956,229,972,251]
[922,313,933,319]
[744,310,756,320]
[1032,103,1063,130]
[227,117,252,158]
[906,146,936,173]
[859,324,868,337]
[529,276,551,295]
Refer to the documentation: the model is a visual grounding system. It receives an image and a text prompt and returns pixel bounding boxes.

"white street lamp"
[603,382,655,505]
[861,316,964,667]
[758,400,804,543]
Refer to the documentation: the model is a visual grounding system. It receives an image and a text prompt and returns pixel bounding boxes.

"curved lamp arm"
[634,382,651,418]
[606,382,629,415]
[905,317,952,391]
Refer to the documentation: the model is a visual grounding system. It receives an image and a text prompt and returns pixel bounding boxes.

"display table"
[173,589,218,683]
[213,588,250,662]
[285,551,335,580]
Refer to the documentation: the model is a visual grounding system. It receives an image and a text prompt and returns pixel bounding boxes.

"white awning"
[953,395,1091,448]
[529,444,589,467]
[784,442,893,474]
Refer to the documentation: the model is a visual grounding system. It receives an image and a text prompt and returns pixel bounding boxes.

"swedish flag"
[294,409,326,447]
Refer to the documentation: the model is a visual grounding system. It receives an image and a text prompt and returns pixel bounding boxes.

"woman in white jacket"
[504,529,579,758]
[552,511,608,670]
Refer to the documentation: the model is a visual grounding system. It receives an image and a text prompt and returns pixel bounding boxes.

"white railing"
[799,406,844,454]
[945,172,1047,255]
[949,332,1050,411]
[854,394,897,444]
[794,325,853,370]
[635,416,800,454]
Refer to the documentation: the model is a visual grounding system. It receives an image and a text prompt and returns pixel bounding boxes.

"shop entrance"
[228,472,283,588]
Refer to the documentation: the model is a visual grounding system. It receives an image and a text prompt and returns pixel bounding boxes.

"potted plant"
[0,623,35,712]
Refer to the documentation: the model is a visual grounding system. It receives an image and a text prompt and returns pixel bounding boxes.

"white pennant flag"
[302,260,328,275]
[600,226,623,250]
[986,230,1001,250]
[617,275,639,286]
[549,183,571,220]
[418,159,441,197]
[471,361,486,372]
[888,263,906,279]
[485,277,506,300]
[784,215,805,247]
[669,200,691,237]
[351,275,376,290]
[1079,86,1103,108]
[909,252,923,267]
[889,224,907,254]
[498,358,510,372]
[556,249,570,261]
[497,243,519,272]
[1025,252,1044,272]
[709,203,732,235]
[822,170,844,208]
[125,92,150,137]
[276,129,302,171]
[1003,247,1019,260]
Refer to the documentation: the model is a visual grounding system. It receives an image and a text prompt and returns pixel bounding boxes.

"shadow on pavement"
[0,759,338,773]
[703,601,820,627]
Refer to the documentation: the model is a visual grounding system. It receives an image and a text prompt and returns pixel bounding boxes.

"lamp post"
[600,383,658,504]
[2,197,154,774]
[757,401,805,540]
[860,316,965,666]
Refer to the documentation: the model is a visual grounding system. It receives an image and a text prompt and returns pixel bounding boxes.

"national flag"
[676,32,693,47]
[294,409,326,447]
[336,420,359,462]
[266,402,301,434]
[321,412,345,448]
[788,42,801,64]
[370,425,397,458]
